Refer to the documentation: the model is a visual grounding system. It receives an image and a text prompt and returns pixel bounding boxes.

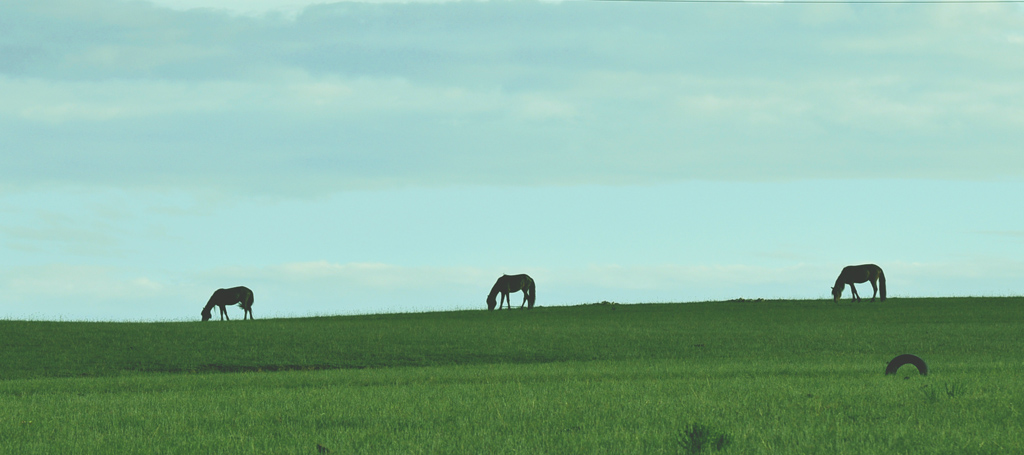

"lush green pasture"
[1,298,1022,454]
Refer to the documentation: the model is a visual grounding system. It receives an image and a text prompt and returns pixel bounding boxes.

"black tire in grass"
[885,354,928,376]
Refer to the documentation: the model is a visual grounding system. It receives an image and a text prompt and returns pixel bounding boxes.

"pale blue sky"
[2,0,1022,320]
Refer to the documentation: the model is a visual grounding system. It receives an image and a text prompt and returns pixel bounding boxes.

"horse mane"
[832,277,845,292]
[200,300,217,319]
[486,279,503,308]
[487,283,502,299]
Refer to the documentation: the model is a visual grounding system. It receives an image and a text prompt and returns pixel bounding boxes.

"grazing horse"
[201,286,255,321]
[831,264,886,302]
[486,274,536,310]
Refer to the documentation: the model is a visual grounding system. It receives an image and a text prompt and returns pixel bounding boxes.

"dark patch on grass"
[195,364,341,374]
[677,423,730,454]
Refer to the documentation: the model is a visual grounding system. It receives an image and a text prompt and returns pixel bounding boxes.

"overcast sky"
[2,0,1023,320]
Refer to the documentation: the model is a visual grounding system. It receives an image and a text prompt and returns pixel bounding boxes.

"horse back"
[213,286,254,306]
[511,273,533,284]
[841,264,882,283]
[503,274,532,293]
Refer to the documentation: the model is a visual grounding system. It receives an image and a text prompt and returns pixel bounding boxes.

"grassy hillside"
[2,297,1021,380]
[2,298,1022,454]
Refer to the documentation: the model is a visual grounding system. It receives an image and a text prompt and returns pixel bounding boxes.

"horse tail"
[526,277,536,309]
[244,288,255,319]
[878,267,886,301]
[243,288,254,309]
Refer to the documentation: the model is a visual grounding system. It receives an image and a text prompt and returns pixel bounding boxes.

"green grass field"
[2,298,1022,454]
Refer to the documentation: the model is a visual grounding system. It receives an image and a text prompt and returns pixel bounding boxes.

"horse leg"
[219,304,229,321]
[869,280,878,302]
[849,283,860,302]
[520,292,528,309]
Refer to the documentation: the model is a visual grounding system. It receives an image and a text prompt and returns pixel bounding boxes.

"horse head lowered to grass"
[201,286,255,321]
[487,274,536,310]
[831,264,886,302]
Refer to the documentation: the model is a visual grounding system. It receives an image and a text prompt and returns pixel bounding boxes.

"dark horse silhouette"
[831,264,886,302]
[487,274,536,310]
[201,286,254,321]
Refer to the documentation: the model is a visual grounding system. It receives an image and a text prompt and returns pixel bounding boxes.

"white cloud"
[145,0,325,14]
[3,0,1024,195]
[547,263,828,290]
[0,71,572,123]
[255,260,490,288]
[0,264,165,302]
[2,78,233,123]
